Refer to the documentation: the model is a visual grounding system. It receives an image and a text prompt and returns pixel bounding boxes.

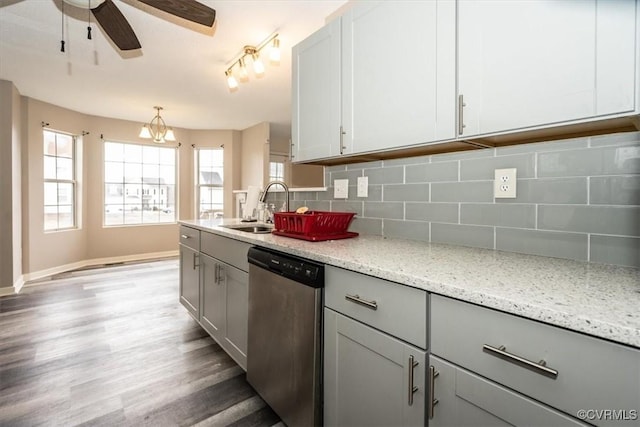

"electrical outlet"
[334,179,349,199]
[494,168,517,198]
[357,176,368,197]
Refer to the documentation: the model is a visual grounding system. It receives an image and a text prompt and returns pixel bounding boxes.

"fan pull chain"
[87,0,92,40]
[60,0,65,52]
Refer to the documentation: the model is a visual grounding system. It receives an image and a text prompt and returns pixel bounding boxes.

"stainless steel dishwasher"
[247,247,324,427]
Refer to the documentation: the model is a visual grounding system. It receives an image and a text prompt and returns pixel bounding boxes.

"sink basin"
[222,225,273,234]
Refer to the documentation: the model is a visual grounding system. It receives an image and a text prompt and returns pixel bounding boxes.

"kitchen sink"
[222,224,273,234]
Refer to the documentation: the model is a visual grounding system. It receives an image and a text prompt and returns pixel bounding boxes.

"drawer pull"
[181,234,190,239]
[483,344,558,379]
[345,294,378,310]
[428,365,439,419]
[193,253,199,270]
[408,356,419,406]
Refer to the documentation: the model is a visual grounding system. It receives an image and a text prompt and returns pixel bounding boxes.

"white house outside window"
[104,141,176,226]
[44,130,76,231]
[197,148,224,218]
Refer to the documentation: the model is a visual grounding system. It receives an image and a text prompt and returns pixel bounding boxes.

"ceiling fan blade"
[137,0,216,27]
[91,0,141,50]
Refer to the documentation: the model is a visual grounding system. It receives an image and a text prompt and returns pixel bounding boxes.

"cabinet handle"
[192,253,199,270]
[289,138,294,160]
[218,265,224,283]
[214,263,219,283]
[408,356,419,406]
[345,294,378,310]
[483,344,558,379]
[339,126,346,155]
[428,365,439,419]
[458,94,466,135]
[181,234,190,239]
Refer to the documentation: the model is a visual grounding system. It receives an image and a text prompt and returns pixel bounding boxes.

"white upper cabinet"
[292,0,456,163]
[341,0,456,155]
[458,0,638,138]
[292,18,341,163]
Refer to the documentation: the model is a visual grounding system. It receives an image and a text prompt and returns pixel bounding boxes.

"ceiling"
[0,0,347,140]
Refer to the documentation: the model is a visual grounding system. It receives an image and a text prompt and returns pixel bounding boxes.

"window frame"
[103,140,177,227]
[196,148,224,219]
[43,129,77,232]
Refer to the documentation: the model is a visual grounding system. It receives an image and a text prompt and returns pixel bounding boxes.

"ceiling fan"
[62,0,216,51]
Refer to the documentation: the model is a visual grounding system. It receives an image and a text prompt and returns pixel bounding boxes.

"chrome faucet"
[260,180,289,215]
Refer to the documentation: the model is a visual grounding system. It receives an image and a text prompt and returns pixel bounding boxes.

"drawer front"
[431,294,640,426]
[325,266,427,349]
[179,225,200,250]
[200,232,250,272]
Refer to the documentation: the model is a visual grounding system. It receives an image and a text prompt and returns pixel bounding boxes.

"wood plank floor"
[0,259,282,427]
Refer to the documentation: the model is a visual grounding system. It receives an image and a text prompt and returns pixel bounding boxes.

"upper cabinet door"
[458,0,638,138]
[292,18,341,163]
[342,1,456,155]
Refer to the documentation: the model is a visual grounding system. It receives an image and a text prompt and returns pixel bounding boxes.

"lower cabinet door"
[179,244,199,318]
[428,356,588,426]
[324,308,426,427]
[222,261,248,370]
[200,254,225,343]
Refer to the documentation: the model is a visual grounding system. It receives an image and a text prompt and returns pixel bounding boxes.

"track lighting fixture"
[225,33,280,91]
[139,106,176,144]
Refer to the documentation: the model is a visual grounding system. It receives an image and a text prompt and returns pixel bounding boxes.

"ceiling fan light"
[62,0,106,9]
[269,38,280,64]
[252,53,265,76]
[139,124,152,139]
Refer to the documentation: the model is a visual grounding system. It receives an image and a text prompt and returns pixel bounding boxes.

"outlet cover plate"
[334,179,349,199]
[357,176,368,197]
[494,168,517,198]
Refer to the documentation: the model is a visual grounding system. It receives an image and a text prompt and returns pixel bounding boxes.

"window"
[44,130,76,231]
[196,149,224,218]
[104,142,176,225]
[269,160,285,182]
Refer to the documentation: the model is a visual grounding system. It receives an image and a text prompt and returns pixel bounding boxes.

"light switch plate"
[494,168,517,198]
[357,176,368,197]
[334,179,349,199]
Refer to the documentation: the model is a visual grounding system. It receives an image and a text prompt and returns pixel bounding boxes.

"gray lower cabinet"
[200,253,248,369]
[179,244,199,318]
[323,265,429,427]
[178,227,250,370]
[430,294,640,426]
[324,308,426,427]
[428,356,588,426]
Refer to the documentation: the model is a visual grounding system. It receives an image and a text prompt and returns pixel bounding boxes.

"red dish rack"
[272,211,359,241]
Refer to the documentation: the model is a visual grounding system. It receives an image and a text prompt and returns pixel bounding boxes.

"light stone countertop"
[180,218,640,349]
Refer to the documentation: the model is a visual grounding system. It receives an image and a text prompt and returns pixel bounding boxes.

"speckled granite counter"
[180,218,640,349]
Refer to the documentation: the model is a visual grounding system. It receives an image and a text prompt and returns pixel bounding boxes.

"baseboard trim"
[0,275,26,297]
[20,250,179,291]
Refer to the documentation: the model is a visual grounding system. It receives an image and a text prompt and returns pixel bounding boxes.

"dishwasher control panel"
[248,246,324,288]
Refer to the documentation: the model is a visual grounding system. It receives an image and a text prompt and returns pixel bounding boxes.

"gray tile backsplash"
[292,131,640,267]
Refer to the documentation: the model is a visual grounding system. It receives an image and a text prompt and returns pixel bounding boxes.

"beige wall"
[0,80,22,289]
[241,121,269,188]
[1,81,282,280]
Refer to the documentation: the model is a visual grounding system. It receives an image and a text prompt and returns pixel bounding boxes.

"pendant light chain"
[87,0,92,40]
[60,0,65,52]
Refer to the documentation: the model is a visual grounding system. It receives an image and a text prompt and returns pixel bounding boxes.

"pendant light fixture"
[139,106,176,143]
[225,33,280,91]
